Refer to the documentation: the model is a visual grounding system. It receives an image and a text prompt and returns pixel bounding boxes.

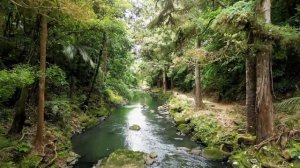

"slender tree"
[35,14,47,151]
[246,30,256,135]
[162,67,167,94]
[194,38,204,110]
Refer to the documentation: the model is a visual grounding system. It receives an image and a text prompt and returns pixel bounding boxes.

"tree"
[34,14,47,151]
[246,31,256,135]
[255,0,274,143]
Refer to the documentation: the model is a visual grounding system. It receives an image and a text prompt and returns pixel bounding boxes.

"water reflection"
[72,92,229,168]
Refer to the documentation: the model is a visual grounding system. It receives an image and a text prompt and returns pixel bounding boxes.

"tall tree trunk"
[69,75,76,99]
[246,31,256,135]
[102,33,108,80]
[255,0,274,143]
[195,61,204,110]
[8,87,29,135]
[195,37,204,110]
[35,15,47,152]
[256,44,274,142]
[81,37,104,111]
[170,77,174,90]
[162,67,167,94]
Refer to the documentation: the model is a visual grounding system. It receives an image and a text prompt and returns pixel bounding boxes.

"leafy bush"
[105,89,124,105]
[0,65,35,101]
[46,65,68,87]
[45,99,72,126]
[16,142,32,153]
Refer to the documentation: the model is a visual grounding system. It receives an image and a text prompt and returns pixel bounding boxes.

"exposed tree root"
[254,124,300,150]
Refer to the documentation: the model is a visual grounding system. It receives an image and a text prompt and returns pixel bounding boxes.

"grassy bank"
[166,91,300,168]
[0,92,122,167]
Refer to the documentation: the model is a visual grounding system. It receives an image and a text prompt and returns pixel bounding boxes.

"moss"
[173,113,190,125]
[177,124,192,134]
[106,89,124,105]
[0,162,16,168]
[190,117,220,145]
[19,153,42,168]
[129,124,141,131]
[0,136,12,150]
[202,147,227,161]
[99,149,144,168]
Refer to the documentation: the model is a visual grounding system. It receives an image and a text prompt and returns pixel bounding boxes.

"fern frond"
[274,97,300,114]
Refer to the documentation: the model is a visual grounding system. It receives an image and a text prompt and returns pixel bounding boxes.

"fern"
[274,97,300,114]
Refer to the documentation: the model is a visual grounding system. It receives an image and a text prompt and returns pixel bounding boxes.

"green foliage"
[46,65,68,87]
[0,65,35,101]
[19,153,41,168]
[45,98,72,126]
[0,162,16,168]
[275,97,300,114]
[16,142,32,153]
[287,140,300,159]
[0,136,11,150]
[105,89,124,105]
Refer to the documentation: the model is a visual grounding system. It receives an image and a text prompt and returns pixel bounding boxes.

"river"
[72,92,229,168]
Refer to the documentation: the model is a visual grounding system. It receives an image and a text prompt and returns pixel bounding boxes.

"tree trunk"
[162,68,167,94]
[256,44,274,143]
[195,61,204,110]
[69,75,76,99]
[170,78,174,90]
[8,87,29,135]
[81,36,104,111]
[255,0,274,143]
[246,31,256,135]
[35,15,47,152]
[102,33,108,80]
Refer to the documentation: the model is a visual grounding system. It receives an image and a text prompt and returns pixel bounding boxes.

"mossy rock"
[237,134,256,146]
[173,113,190,125]
[129,125,141,131]
[201,147,228,161]
[99,149,144,168]
[177,124,192,134]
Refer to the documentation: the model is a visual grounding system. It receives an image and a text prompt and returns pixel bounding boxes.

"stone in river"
[129,124,141,131]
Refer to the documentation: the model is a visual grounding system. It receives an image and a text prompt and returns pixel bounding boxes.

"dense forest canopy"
[0,0,300,167]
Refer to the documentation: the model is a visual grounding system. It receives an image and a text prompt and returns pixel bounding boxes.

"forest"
[0,0,300,168]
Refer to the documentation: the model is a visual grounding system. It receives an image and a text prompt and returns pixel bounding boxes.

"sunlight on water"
[125,103,151,151]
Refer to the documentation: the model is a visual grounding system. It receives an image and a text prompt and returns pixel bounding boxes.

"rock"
[98,149,144,168]
[237,134,256,146]
[250,158,258,164]
[129,124,141,131]
[144,155,156,165]
[174,114,190,125]
[232,161,239,168]
[237,129,246,134]
[174,137,184,141]
[176,147,190,152]
[190,149,202,155]
[233,120,241,126]
[281,149,291,160]
[177,124,192,134]
[66,151,79,165]
[201,147,228,161]
[150,110,155,113]
[149,152,157,159]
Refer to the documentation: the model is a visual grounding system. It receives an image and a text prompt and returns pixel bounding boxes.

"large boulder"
[98,149,144,168]
[201,147,228,161]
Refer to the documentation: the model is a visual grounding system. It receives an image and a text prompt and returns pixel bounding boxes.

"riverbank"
[164,90,300,168]
[0,93,117,167]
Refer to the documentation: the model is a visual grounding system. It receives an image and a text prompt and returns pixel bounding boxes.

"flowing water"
[72,92,229,168]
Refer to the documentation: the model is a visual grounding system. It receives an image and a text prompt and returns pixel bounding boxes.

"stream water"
[72,92,229,168]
